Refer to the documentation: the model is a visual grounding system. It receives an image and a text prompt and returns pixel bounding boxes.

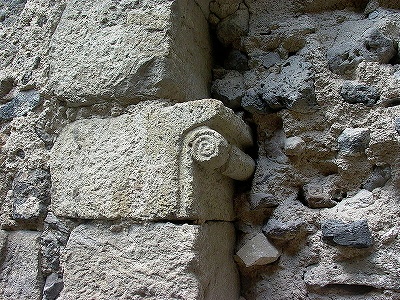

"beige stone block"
[46,0,212,106]
[0,231,43,300]
[50,99,254,221]
[59,222,240,300]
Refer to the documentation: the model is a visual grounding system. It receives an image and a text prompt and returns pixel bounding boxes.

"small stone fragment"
[362,165,391,191]
[241,88,271,114]
[210,0,242,19]
[211,71,245,109]
[43,273,64,300]
[0,90,41,121]
[249,51,281,69]
[249,192,279,210]
[327,42,364,75]
[338,128,370,156]
[284,136,306,156]
[11,169,51,221]
[340,81,380,106]
[263,219,304,241]
[321,219,373,248]
[236,233,280,267]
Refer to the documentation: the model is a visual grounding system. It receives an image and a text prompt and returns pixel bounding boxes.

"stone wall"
[0,0,399,299]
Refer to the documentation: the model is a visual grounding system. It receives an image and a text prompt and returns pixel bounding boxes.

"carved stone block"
[50,99,254,221]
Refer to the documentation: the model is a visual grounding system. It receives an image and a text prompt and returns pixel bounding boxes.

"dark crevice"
[310,284,380,295]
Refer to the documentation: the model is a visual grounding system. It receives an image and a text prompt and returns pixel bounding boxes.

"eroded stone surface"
[0,231,43,300]
[47,0,211,106]
[50,99,254,221]
[60,222,239,300]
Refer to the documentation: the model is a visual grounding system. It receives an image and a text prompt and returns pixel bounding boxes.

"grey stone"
[209,0,242,19]
[43,273,64,300]
[11,169,51,221]
[263,219,305,241]
[249,192,279,210]
[0,231,43,300]
[242,56,317,114]
[328,29,396,75]
[241,88,271,114]
[211,70,245,109]
[0,90,41,121]
[0,230,7,265]
[362,165,391,191]
[395,117,400,134]
[0,76,13,99]
[337,128,370,156]
[302,176,345,209]
[216,4,249,46]
[321,219,373,248]
[250,51,281,69]
[340,81,380,106]
[59,222,239,300]
[41,213,75,275]
[224,49,249,71]
[0,0,26,27]
[361,28,396,63]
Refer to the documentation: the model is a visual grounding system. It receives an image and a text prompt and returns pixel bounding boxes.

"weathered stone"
[50,100,254,221]
[0,231,43,300]
[0,230,7,264]
[47,0,211,106]
[41,213,76,276]
[321,219,373,248]
[302,176,345,209]
[340,81,380,106]
[337,128,370,156]
[249,192,279,210]
[249,51,281,69]
[59,222,239,300]
[263,219,305,241]
[43,273,64,300]
[236,233,280,267]
[216,3,249,46]
[0,90,41,121]
[210,0,242,19]
[362,165,391,191]
[395,117,400,134]
[328,29,396,75]
[211,71,245,109]
[0,76,13,99]
[243,56,317,114]
[224,49,249,71]
[11,169,51,221]
[284,136,306,156]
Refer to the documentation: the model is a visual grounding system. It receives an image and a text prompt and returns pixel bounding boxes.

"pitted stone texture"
[338,128,370,156]
[340,81,380,106]
[50,99,253,221]
[0,231,43,300]
[0,90,41,121]
[47,0,211,106]
[59,222,239,300]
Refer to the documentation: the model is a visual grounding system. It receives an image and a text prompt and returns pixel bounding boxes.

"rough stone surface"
[11,168,51,221]
[47,0,212,106]
[50,99,254,222]
[236,233,280,267]
[302,176,345,208]
[43,273,64,300]
[211,71,245,109]
[362,165,391,191]
[216,3,249,46]
[0,90,41,121]
[248,192,279,210]
[242,56,317,114]
[340,81,380,106]
[263,219,304,241]
[321,219,373,248]
[284,136,306,156]
[0,231,43,300]
[60,222,239,300]
[338,128,370,156]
